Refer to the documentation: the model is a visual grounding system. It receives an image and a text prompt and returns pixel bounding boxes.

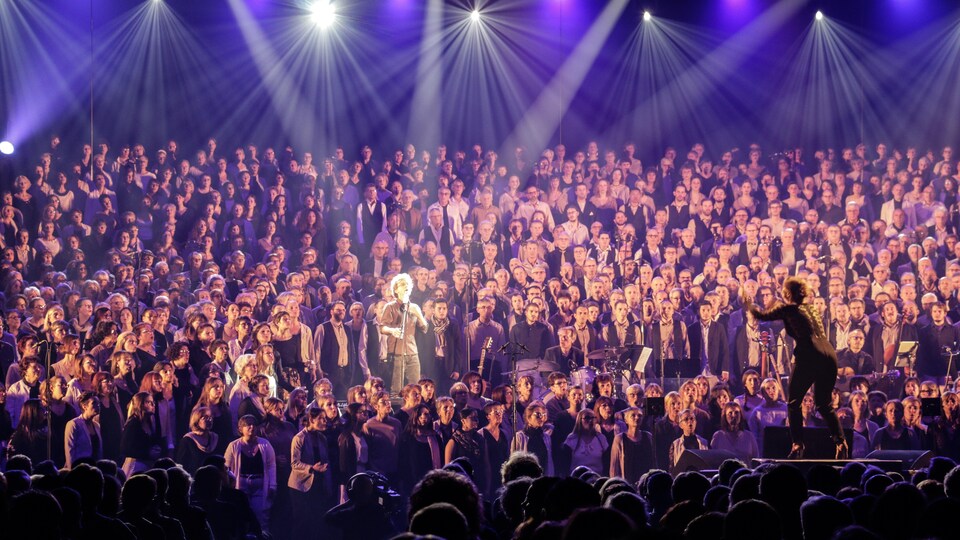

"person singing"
[381,273,428,394]
[743,277,849,459]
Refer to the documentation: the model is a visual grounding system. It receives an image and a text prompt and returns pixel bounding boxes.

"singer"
[744,277,848,459]
[381,273,428,393]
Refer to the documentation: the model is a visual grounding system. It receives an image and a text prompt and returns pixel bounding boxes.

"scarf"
[452,429,482,458]
[185,431,219,453]
[433,316,450,352]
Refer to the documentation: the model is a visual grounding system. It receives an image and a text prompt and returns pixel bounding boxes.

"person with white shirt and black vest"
[601,301,644,383]
[315,302,361,398]
[419,207,455,256]
[356,184,386,248]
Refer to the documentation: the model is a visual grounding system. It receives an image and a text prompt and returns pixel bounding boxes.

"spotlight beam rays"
[0,0,89,145]
[225,0,317,148]
[605,0,806,147]
[502,0,630,157]
[407,0,446,151]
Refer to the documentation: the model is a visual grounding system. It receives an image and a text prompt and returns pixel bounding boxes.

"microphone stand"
[399,302,408,396]
[506,342,523,439]
[45,339,53,461]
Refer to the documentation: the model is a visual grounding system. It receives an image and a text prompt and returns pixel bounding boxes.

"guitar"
[478,337,493,397]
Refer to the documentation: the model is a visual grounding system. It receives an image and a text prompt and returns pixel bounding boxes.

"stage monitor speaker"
[865,450,934,471]
[762,426,856,459]
[674,449,739,474]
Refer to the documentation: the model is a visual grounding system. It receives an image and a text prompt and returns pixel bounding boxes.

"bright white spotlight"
[643,11,652,22]
[815,11,823,21]
[311,1,336,29]
[470,10,481,23]
[0,141,13,155]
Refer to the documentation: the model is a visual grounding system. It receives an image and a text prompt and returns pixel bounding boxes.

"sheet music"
[634,347,653,373]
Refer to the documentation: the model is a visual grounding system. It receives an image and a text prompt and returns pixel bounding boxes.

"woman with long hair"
[110,351,138,411]
[337,403,370,503]
[41,375,77,467]
[120,391,163,476]
[490,384,520,437]
[192,376,233,453]
[93,371,124,462]
[64,353,98,408]
[90,321,120,370]
[398,403,443,494]
[744,276,849,459]
[562,408,609,476]
[482,401,510,497]
[594,395,625,473]
[709,402,758,463]
[254,343,279,398]
[175,406,219,474]
[848,389,880,454]
[8,398,48,464]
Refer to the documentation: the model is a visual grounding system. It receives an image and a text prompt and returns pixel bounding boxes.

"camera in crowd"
[347,471,402,512]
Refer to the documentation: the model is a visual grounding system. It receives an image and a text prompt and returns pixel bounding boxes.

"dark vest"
[360,201,385,243]
[319,321,359,377]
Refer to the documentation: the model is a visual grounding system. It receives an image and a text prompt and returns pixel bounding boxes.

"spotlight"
[470,10,481,23]
[311,1,336,29]
[643,11,652,22]
[815,11,823,21]
[0,141,13,155]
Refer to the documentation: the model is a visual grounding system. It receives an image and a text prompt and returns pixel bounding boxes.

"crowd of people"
[1,136,960,539]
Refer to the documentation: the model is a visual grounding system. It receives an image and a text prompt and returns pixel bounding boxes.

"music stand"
[663,357,700,392]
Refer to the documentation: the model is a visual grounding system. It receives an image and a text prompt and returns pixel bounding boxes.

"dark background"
[1,0,958,172]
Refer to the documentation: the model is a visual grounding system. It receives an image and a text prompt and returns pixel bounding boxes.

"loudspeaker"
[865,450,934,470]
[762,426,856,459]
[674,449,739,474]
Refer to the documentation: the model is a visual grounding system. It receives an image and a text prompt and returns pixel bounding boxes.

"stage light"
[470,10,481,23]
[643,11,652,22]
[311,1,336,29]
[0,141,13,155]
[815,11,823,21]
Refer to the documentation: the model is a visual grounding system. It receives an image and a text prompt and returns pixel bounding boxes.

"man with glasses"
[837,329,874,378]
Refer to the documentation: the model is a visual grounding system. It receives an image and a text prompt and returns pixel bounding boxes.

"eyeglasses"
[532,412,546,419]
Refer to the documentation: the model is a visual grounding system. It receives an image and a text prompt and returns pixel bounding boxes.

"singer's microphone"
[497,342,511,354]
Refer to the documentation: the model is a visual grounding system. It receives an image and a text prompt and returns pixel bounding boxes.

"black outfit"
[750,302,846,448]
[49,402,78,467]
[175,433,218,474]
[274,334,311,393]
[397,431,442,494]
[99,398,126,462]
